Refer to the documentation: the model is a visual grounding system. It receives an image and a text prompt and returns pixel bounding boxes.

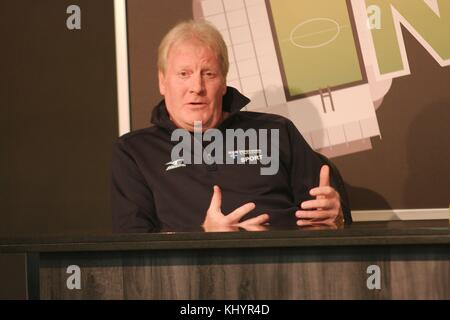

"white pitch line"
[281,25,350,43]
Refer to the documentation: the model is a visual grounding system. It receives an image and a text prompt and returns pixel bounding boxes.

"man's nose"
[189,73,205,94]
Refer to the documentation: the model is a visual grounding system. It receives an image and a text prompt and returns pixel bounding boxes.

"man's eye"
[179,71,189,78]
[204,71,216,78]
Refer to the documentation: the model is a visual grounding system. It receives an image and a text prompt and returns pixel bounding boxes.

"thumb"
[319,165,330,188]
[208,185,222,212]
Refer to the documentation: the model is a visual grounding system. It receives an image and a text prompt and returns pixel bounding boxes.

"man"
[112,20,349,233]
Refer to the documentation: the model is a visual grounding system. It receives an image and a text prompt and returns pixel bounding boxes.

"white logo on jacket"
[170,121,280,175]
[228,149,263,163]
[165,159,186,171]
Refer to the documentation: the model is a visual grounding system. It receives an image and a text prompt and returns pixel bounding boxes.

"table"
[1,220,449,299]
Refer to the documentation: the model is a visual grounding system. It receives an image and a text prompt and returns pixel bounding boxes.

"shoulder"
[235,111,310,148]
[115,126,164,151]
[118,126,162,143]
[234,111,295,128]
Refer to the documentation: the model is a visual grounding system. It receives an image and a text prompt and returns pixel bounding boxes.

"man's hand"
[296,165,344,228]
[202,185,269,232]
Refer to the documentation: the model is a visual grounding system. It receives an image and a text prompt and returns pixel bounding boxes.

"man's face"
[159,38,227,131]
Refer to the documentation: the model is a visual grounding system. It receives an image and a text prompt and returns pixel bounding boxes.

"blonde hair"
[157,20,229,79]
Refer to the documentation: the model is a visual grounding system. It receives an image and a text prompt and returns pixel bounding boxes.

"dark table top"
[0,220,449,253]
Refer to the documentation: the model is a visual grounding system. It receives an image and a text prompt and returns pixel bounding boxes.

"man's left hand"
[296,165,344,228]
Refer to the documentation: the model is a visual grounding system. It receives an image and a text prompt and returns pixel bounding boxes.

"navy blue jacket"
[111,87,347,232]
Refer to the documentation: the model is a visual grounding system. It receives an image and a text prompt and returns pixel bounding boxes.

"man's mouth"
[187,102,207,107]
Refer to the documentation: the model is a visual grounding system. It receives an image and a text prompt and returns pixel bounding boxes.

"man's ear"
[221,81,227,96]
[158,71,166,96]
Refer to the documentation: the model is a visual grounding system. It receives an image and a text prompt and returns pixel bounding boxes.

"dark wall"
[1,0,118,299]
[0,254,26,299]
[127,0,193,129]
[0,0,118,237]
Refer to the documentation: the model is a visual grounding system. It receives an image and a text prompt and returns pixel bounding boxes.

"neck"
[170,111,230,132]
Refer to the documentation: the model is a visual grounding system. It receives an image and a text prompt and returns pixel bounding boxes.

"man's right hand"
[202,185,269,232]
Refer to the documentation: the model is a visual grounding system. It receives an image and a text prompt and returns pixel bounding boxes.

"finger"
[300,199,335,210]
[309,186,338,198]
[203,224,238,232]
[297,219,325,227]
[208,185,222,212]
[227,202,256,223]
[204,225,239,232]
[297,216,337,225]
[239,213,270,227]
[319,165,330,187]
[296,210,335,220]
[241,224,268,232]
[297,219,338,230]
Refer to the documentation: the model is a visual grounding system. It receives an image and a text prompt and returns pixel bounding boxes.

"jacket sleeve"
[286,120,324,206]
[111,140,160,233]
[286,120,352,223]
